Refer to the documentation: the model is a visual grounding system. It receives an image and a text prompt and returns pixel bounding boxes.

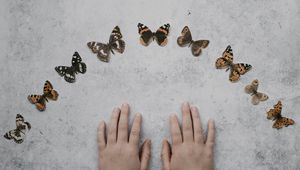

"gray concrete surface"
[0,0,299,169]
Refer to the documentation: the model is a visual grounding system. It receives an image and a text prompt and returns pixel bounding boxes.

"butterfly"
[4,114,31,144]
[28,80,59,111]
[244,79,268,105]
[87,26,125,62]
[266,101,295,129]
[55,51,87,83]
[177,26,209,56]
[215,45,252,82]
[137,23,170,46]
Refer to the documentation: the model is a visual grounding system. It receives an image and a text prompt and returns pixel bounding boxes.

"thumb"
[140,139,151,170]
[161,139,171,170]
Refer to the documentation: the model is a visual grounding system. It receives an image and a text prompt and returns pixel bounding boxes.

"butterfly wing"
[256,92,268,102]
[55,66,76,83]
[273,117,295,129]
[191,40,209,56]
[109,26,125,54]
[138,23,153,46]
[177,26,192,47]
[4,129,24,144]
[245,85,255,94]
[215,45,234,69]
[87,42,110,62]
[267,101,282,120]
[155,23,170,46]
[229,63,252,82]
[44,80,59,100]
[16,114,31,132]
[109,26,123,42]
[72,52,87,74]
[28,95,46,111]
[110,39,125,54]
[245,79,259,94]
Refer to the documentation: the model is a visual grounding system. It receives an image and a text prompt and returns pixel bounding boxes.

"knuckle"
[183,125,192,131]
[108,127,116,136]
[160,152,168,160]
[143,150,151,160]
[195,128,203,135]
[130,128,140,137]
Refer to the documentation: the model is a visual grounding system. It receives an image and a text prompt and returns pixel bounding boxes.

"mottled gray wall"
[0,0,299,170]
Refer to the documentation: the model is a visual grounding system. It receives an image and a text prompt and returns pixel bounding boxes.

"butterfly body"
[266,101,295,129]
[215,45,252,82]
[138,23,170,46]
[87,26,125,62]
[245,79,268,105]
[177,26,209,56]
[4,114,31,144]
[55,52,86,83]
[28,80,59,111]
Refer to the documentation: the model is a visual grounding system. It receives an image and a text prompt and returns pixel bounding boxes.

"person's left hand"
[97,103,151,170]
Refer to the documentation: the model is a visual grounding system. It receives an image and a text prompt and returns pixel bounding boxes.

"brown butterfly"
[4,114,31,144]
[215,45,252,82]
[266,101,295,129]
[28,80,59,111]
[245,79,268,105]
[177,26,209,56]
[87,26,125,62]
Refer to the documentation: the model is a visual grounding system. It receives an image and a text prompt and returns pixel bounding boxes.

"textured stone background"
[0,0,299,169]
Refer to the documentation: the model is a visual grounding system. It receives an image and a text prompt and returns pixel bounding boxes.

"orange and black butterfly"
[266,101,295,129]
[177,26,209,56]
[28,80,59,111]
[215,45,252,82]
[245,79,268,105]
[4,114,31,144]
[87,26,125,62]
[137,23,170,46]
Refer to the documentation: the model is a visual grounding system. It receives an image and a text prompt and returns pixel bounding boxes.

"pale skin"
[97,102,215,170]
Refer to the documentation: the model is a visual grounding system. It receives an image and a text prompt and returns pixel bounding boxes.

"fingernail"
[113,107,119,112]
[122,103,128,107]
[191,106,197,112]
[183,101,189,106]
[136,113,141,117]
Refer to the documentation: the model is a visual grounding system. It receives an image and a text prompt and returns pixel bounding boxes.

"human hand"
[161,102,215,170]
[97,103,151,170]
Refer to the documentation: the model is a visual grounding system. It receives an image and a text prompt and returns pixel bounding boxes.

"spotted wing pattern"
[28,80,59,111]
[55,52,86,83]
[4,114,31,144]
[87,26,125,62]
[215,45,252,82]
[266,101,295,129]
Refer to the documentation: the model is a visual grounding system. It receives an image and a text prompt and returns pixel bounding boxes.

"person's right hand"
[161,102,215,170]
